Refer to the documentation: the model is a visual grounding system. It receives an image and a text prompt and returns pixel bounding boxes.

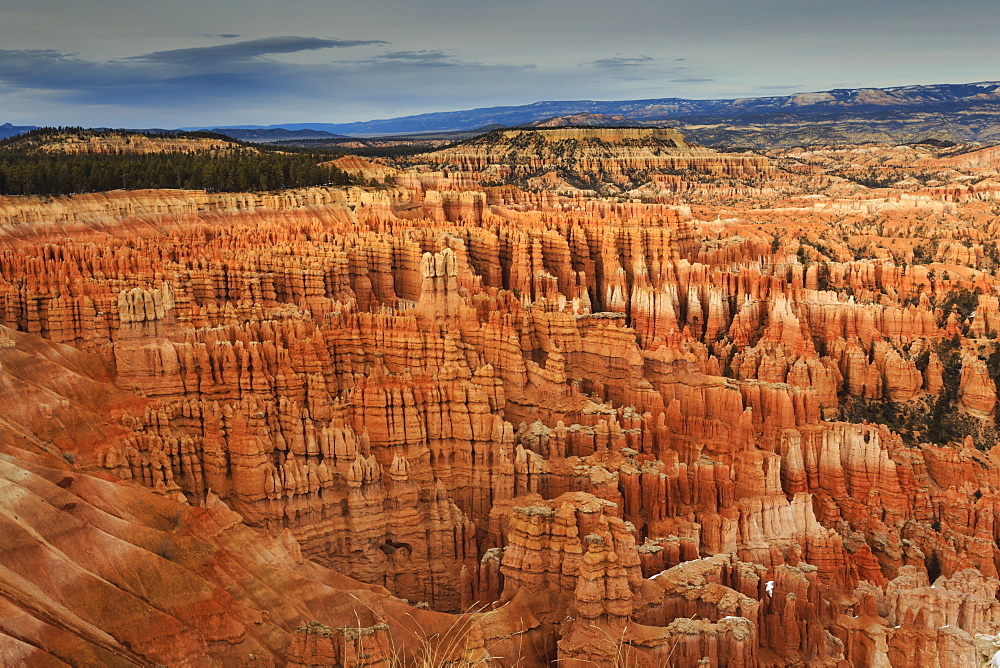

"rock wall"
[4,135,1000,665]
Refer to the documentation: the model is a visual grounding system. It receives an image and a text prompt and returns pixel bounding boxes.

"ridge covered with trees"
[0,128,354,195]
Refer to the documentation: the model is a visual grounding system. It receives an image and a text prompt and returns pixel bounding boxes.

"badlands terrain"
[3,126,1000,665]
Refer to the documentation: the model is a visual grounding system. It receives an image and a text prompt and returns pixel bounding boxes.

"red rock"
[5,132,1000,665]
[959,354,997,416]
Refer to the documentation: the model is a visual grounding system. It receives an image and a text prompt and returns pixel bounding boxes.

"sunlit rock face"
[407,126,773,194]
[5,129,1000,665]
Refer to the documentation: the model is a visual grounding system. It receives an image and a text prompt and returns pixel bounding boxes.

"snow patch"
[765,580,774,596]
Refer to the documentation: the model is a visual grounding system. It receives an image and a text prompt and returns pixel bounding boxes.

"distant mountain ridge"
[208,128,345,142]
[9,79,1000,148]
[187,81,1000,137]
[0,123,38,140]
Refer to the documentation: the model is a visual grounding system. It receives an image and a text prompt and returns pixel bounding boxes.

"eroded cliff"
[3,128,1000,665]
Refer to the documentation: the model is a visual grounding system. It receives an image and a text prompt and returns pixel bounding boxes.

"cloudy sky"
[0,0,997,127]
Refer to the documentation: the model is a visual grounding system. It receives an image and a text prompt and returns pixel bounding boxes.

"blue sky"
[0,0,997,127]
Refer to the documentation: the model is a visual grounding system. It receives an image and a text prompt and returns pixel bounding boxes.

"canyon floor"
[3,128,1000,666]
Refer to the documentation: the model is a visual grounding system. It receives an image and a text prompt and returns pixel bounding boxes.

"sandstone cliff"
[2,130,1000,665]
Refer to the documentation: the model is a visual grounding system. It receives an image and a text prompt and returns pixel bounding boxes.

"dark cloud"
[587,55,654,68]
[581,58,713,85]
[752,84,803,91]
[0,49,149,91]
[199,33,241,39]
[337,50,537,78]
[0,37,390,110]
[351,50,461,68]
[0,37,534,116]
[379,50,453,62]
[128,36,386,66]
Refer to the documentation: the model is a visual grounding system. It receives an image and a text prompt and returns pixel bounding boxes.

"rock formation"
[410,127,772,194]
[3,128,1000,665]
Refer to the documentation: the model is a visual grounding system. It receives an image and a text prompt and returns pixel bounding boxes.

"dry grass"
[346,593,501,667]
[340,596,696,667]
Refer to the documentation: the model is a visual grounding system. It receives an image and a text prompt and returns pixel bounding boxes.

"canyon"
[3,127,1000,666]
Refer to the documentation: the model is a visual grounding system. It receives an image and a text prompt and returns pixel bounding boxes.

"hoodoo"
[3,124,1000,665]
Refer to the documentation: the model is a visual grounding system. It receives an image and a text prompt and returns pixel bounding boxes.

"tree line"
[0,129,354,195]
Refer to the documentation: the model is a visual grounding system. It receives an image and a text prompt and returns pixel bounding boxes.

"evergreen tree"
[0,129,354,196]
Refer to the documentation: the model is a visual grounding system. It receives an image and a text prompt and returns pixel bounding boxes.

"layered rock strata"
[3,131,1000,665]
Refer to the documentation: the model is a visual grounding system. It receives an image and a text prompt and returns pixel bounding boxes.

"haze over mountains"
[0,123,38,140]
[193,80,1000,143]
[4,80,1000,149]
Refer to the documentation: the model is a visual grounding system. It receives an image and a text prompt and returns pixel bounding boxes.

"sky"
[0,0,997,128]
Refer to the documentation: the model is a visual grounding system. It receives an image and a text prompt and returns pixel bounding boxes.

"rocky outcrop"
[959,355,997,416]
[0,402,471,666]
[412,127,772,193]
[37,131,242,155]
[287,621,392,668]
[5,132,1000,665]
[324,155,399,184]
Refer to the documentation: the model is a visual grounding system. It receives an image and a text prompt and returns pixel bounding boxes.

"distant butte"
[407,125,772,194]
